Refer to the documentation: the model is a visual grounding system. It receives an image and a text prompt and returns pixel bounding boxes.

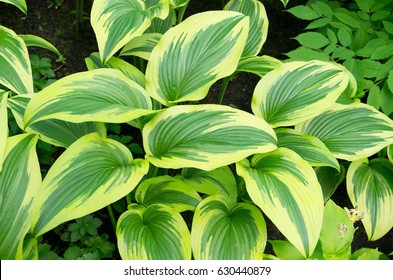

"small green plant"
[30,54,57,92]
[287,0,393,117]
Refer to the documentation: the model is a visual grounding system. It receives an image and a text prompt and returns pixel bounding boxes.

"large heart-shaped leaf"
[347,158,393,241]
[7,94,107,148]
[276,128,340,171]
[252,60,349,127]
[31,133,149,236]
[296,103,393,161]
[180,166,238,204]
[145,11,249,106]
[0,25,33,95]
[135,175,202,212]
[91,0,169,63]
[143,104,277,170]
[117,204,191,260]
[24,68,154,127]
[236,148,324,257]
[0,134,40,259]
[191,195,267,260]
[224,0,268,56]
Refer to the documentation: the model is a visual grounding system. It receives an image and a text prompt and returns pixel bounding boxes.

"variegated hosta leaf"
[319,200,354,260]
[0,134,40,259]
[120,33,162,60]
[117,204,191,260]
[347,158,393,241]
[276,128,340,171]
[224,0,268,56]
[85,52,145,87]
[24,68,154,127]
[91,0,169,63]
[135,175,202,212]
[191,195,267,260]
[31,133,149,236]
[19,34,60,56]
[252,60,349,127]
[336,69,359,105]
[0,0,27,14]
[236,147,324,257]
[7,93,107,148]
[0,25,33,95]
[0,90,8,171]
[180,166,238,204]
[296,103,393,161]
[315,166,345,203]
[146,5,176,34]
[143,104,277,170]
[23,234,38,260]
[236,55,282,77]
[145,11,249,106]
[168,0,189,8]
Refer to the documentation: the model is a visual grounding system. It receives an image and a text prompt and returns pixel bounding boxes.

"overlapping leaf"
[31,133,149,236]
[0,25,33,95]
[236,148,324,257]
[315,166,345,203]
[117,204,191,260]
[0,0,27,14]
[143,104,277,170]
[236,55,282,77]
[19,34,60,56]
[276,128,340,171]
[24,68,153,127]
[251,60,349,127]
[180,166,238,204]
[224,0,269,56]
[120,33,162,60]
[191,195,267,260]
[0,90,7,171]
[145,11,249,106]
[91,0,169,63]
[0,134,40,259]
[347,158,393,241]
[135,175,202,212]
[296,103,393,161]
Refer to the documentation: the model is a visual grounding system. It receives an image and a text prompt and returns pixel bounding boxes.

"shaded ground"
[0,0,392,258]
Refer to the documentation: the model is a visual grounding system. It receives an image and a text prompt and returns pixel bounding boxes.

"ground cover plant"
[0,0,392,260]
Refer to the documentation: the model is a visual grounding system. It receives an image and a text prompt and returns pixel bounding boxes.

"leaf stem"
[106,204,117,233]
[217,76,231,104]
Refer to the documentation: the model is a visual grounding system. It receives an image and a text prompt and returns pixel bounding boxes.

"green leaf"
[367,85,381,110]
[381,84,393,116]
[356,0,374,12]
[143,104,277,171]
[0,0,27,14]
[236,55,282,77]
[7,94,106,148]
[337,28,352,47]
[0,134,40,259]
[91,0,169,63]
[0,90,8,171]
[19,34,60,56]
[315,166,345,203]
[296,103,393,161]
[224,0,269,56]
[285,47,331,61]
[85,52,145,88]
[388,145,393,163]
[388,69,393,93]
[347,158,393,241]
[286,5,320,20]
[236,148,324,257]
[191,195,267,260]
[24,68,153,127]
[135,175,202,212]
[383,20,393,35]
[168,0,189,8]
[371,44,393,60]
[351,248,389,260]
[31,133,149,236]
[294,32,330,49]
[319,200,354,259]
[117,204,191,260]
[145,11,249,106]
[120,33,162,60]
[252,60,349,127]
[0,25,33,95]
[180,166,238,204]
[334,12,361,28]
[371,10,390,21]
[276,128,340,171]
[269,240,306,260]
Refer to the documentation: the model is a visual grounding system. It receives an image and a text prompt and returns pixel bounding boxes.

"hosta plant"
[1,0,392,260]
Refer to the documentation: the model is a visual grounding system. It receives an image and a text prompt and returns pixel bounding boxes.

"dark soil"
[1,0,392,259]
